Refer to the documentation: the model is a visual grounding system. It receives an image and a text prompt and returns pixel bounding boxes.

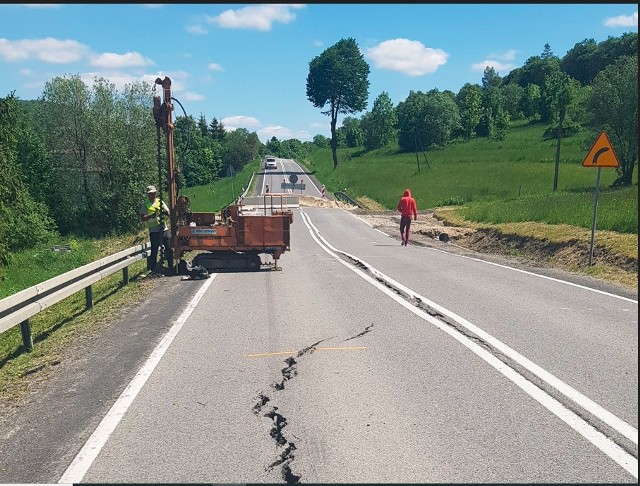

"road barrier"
[0,242,151,352]
[334,191,363,208]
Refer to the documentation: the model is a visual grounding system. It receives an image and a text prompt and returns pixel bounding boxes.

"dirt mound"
[298,195,355,209]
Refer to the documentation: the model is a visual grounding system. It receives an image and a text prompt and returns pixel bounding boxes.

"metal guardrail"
[334,191,363,208]
[0,242,151,352]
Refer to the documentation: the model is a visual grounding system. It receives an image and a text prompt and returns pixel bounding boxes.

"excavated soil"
[298,195,638,291]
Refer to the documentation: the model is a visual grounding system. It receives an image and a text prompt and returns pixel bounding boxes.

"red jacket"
[397,189,417,220]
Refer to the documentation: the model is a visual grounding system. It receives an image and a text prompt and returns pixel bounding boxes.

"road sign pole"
[588,167,602,267]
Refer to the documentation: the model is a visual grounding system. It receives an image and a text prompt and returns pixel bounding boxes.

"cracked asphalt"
[0,203,636,483]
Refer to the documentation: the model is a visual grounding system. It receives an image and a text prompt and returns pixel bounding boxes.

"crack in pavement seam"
[339,252,639,457]
[343,324,374,342]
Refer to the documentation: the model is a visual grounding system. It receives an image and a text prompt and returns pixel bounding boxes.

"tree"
[501,83,524,120]
[588,55,638,186]
[312,134,330,148]
[396,89,460,152]
[541,43,554,60]
[456,83,482,141]
[396,91,428,152]
[306,37,370,168]
[544,71,578,191]
[222,128,259,173]
[560,38,599,85]
[197,113,208,136]
[520,83,542,120]
[174,115,223,187]
[362,91,397,150]
[36,75,156,235]
[0,93,56,264]
[478,67,505,138]
[562,33,638,86]
[265,136,281,156]
[209,117,226,141]
[338,116,363,148]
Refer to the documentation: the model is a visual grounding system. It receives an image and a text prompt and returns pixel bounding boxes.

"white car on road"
[264,156,277,170]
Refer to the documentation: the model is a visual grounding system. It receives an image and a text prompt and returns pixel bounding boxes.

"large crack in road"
[253,338,326,484]
[253,325,377,484]
[339,252,638,459]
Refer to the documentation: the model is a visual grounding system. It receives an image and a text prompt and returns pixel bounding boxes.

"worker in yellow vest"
[139,185,174,274]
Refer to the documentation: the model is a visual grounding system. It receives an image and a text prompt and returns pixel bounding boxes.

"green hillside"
[302,121,637,234]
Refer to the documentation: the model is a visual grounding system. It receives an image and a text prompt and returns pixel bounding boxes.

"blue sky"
[0,3,637,143]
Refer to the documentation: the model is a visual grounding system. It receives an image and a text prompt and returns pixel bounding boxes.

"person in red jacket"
[397,188,417,246]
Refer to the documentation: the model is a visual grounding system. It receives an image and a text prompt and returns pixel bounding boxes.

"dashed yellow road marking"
[246,346,367,358]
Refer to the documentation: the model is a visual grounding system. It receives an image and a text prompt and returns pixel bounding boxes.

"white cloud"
[487,49,517,62]
[20,68,32,76]
[0,37,89,63]
[471,49,517,74]
[471,60,515,74]
[208,63,224,72]
[222,115,261,129]
[258,125,311,142]
[142,4,164,8]
[365,38,448,77]
[313,40,324,47]
[187,24,208,35]
[259,125,293,140]
[604,11,638,28]
[79,72,142,91]
[208,4,306,31]
[90,52,154,69]
[182,91,205,101]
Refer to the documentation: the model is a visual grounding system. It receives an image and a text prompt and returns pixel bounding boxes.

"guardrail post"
[123,266,129,285]
[85,286,93,310]
[20,319,33,352]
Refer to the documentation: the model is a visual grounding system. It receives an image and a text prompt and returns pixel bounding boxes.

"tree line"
[306,33,637,190]
[0,76,263,267]
[0,32,636,268]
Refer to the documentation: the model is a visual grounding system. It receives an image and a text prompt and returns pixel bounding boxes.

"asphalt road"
[0,193,637,483]
[258,157,324,198]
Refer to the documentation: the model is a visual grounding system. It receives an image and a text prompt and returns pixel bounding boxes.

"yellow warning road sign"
[581,131,620,168]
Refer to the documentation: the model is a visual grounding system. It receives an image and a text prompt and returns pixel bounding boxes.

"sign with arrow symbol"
[581,131,620,168]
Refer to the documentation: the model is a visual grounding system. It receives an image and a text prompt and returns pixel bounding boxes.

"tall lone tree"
[306,37,369,168]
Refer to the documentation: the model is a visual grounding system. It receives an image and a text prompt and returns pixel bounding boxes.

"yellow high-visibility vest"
[145,198,166,230]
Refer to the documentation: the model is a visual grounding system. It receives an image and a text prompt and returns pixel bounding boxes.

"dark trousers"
[400,215,412,241]
[148,229,173,270]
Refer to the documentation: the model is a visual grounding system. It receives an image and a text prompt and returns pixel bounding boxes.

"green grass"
[302,121,637,234]
[181,159,260,212]
[0,232,147,299]
[0,230,149,399]
[0,257,149,399]
[460,186,638,233]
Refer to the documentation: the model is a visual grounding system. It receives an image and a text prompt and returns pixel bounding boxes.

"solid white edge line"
[341,209,637,304]
[329,242,639,446]
[429,247,638,304]
[299,209,638,479]
[58,275,217,484]
[305,210,639,445]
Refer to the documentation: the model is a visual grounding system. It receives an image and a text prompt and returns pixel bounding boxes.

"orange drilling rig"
[152,76,293,273]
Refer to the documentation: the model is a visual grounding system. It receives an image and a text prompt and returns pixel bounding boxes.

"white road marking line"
[299,209,638,478]
[342,210,636,304]
[428,247,638,304]
[58,276,217,483]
